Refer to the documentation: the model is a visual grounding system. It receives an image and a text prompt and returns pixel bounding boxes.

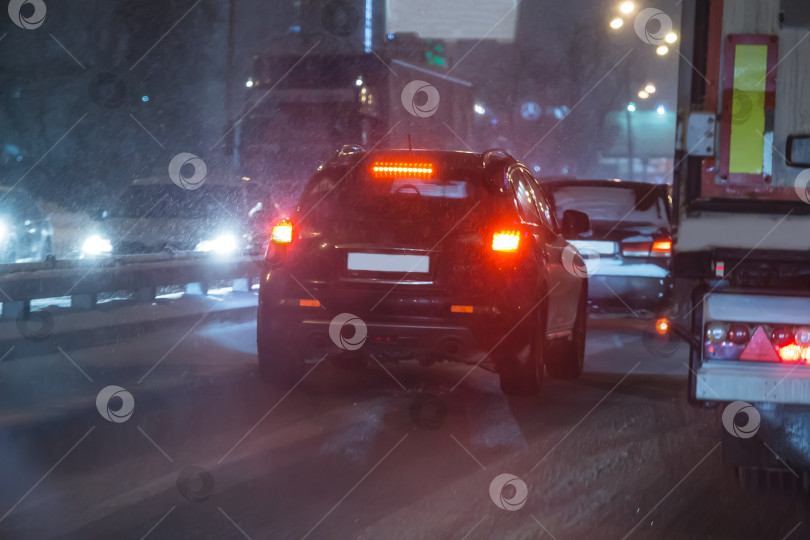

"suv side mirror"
[562,210,590,236]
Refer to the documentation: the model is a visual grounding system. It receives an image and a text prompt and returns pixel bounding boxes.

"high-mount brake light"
[371,161,434,178]
[271,219,293,244]
[492,231,520,252]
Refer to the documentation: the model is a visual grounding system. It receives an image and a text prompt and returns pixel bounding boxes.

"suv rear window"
[298,161,486,220]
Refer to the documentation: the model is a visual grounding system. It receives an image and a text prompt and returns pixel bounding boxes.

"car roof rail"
[336,144,365,156]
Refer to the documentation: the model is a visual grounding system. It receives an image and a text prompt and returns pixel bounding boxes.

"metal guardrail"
[0,251,262,318]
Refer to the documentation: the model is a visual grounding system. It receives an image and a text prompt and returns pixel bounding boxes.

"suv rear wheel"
[257,311,298,386]
[498,307,546,396]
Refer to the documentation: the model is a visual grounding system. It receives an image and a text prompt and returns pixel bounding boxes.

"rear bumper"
[696,361,810,405]
[293,318,479,361]
[587,274,671,314]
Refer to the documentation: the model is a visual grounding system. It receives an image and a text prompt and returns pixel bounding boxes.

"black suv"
[257,148,591,395]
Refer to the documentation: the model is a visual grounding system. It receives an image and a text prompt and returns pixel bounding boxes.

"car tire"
[498,306,546,396]
[547,286,586,379]
[257,311,298,386]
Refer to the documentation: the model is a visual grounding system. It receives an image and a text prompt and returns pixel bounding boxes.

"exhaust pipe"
[439,338,463,360]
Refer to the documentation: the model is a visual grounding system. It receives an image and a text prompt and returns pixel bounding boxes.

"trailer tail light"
[728,325,750,345]
[271,219,293,244]
[771,327,793,348]
[795,327,810,346]
[621,237,671,257]
[492,231,520,252]
[705,322,728,343]
[777,344,804,363]
[704,322,810,364]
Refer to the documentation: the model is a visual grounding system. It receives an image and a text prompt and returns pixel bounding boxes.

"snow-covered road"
[0,316,806,539]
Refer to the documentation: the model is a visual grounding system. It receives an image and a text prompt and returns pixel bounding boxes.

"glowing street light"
[656,45,669,56]
[627,102,637,112]
[665,32,678,44]
[610,17,624,30]
[619,1,635,14]
[645,84,657,94]
[474,103,486,115]
[638,90,650,99]
[657,105,666,115]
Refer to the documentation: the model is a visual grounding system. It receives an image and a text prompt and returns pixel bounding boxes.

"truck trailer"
[671,0,810,491]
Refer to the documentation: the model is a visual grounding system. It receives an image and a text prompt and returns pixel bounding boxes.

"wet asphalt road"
[0,317,807,540]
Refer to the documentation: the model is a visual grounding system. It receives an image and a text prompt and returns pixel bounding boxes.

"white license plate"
[347,253,429,273]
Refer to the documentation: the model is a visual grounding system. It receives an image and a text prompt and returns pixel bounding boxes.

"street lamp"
[610,17,624,29]
[645,83,656,94]
[638,90,650,99]
[625,103,636,181]
[619,1,635,14]
[665,32,678,44]
[657,105,666,115]
[656,45,669,56]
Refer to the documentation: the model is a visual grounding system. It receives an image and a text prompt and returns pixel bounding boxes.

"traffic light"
[424,39,447,68]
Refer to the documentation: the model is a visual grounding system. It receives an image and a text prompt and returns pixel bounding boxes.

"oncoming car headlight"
[81,234,113,256]
[195,234,238,254]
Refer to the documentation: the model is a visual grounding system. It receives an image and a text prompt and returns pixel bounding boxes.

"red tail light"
[651,239,672,255]
[492,231,520,252]
[271,219,293,244]
[777,344,804,363]
[622,237,671,257]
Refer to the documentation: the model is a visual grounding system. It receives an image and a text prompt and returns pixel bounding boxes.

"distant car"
[81,178,262,257]
[0,187,54,264]
[542,179,673,317]
[257,147,592,395]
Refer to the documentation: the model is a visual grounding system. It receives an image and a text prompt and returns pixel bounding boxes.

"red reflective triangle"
[739,326,780,362]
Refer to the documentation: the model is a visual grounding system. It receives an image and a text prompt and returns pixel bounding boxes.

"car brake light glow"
[371,162,434,178]
[651,239,672,255]
[655,318,668,335]
[622,238,671,257]
[271,220,293,244]
[492,231,520,252]
[299,299,320,307]
[451,305,474,313]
